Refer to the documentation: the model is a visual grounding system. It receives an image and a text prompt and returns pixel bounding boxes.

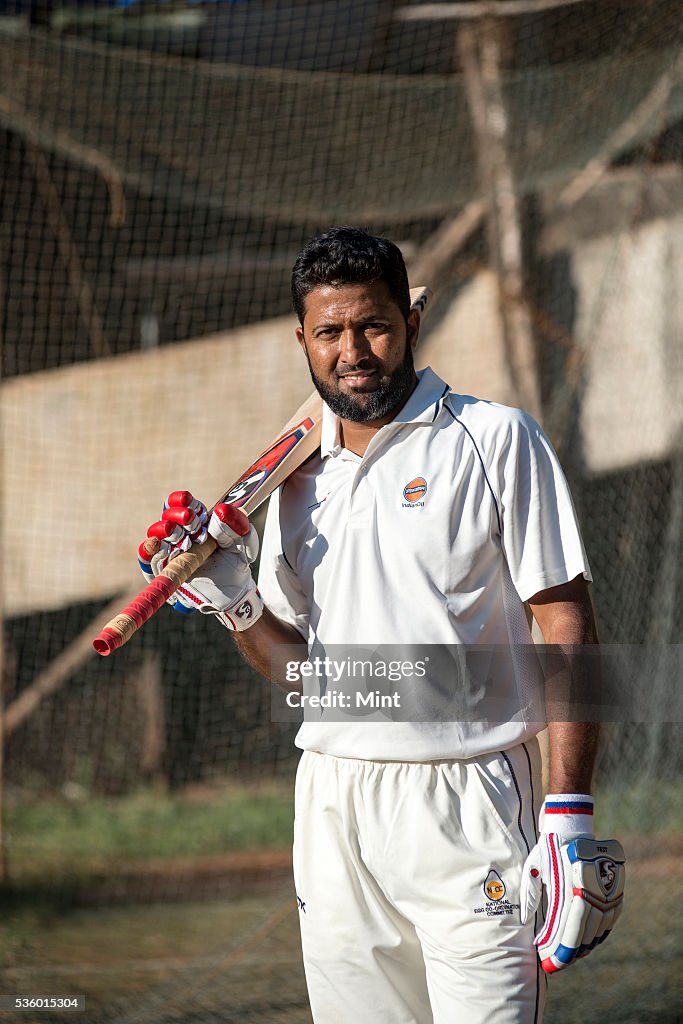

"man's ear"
[407,308,420,351]
[295,325,306,352]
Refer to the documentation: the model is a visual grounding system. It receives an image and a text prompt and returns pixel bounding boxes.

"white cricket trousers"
[293,741,545,1024]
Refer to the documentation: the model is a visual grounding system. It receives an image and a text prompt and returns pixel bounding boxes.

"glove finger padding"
[139,492,211,586]
[209,502,257,555]
[162,490,209,545]
[524,836,625,973]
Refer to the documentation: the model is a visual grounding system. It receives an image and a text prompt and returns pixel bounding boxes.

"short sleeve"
[496,411,592,602]
[257,488,310,640]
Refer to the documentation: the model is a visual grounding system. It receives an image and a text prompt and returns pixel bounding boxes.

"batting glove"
[520,794,625,973]
[138,490,263,632]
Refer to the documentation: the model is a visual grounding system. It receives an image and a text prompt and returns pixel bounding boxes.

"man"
[140,227,624,1023]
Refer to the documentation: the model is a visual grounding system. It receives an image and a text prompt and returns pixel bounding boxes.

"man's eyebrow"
[313,312,391,327]
[312,319,342,330]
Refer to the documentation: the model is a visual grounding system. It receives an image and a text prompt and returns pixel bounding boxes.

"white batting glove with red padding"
[520,794,625,973]
[138,491,263,632]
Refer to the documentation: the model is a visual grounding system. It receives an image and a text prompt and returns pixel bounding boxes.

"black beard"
[304,343,416,424]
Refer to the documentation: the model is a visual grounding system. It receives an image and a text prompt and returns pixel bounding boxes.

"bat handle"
[92,537,218,655]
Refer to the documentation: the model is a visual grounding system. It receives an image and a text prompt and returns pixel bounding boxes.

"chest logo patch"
[402,477,428,507]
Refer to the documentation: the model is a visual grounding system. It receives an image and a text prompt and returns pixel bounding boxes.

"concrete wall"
[541,166,683,473]
[419,269,517,409]
[1,316,312,616]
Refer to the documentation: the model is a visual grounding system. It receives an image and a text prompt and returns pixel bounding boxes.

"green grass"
[4,780,295,884]
[4,777,681,889]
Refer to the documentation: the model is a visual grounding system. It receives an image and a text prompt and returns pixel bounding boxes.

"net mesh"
[1,1,682,1021]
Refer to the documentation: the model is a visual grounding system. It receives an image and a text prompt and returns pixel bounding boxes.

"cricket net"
[1,1,682,1021]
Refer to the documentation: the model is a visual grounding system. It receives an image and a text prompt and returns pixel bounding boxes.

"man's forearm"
[529,576,600,795]
[232,606,305,683]
[543,614,600,794]
[546,719,599,793]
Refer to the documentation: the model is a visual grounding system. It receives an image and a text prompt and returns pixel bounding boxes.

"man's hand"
[520,795,625,973]
[138,490,264,631]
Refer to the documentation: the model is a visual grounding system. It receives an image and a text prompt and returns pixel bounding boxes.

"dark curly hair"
[291,226,411,324]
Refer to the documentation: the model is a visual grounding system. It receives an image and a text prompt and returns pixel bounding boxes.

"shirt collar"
[320,366,450,458]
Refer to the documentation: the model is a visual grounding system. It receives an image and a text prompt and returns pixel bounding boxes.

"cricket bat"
[93,285,431,656]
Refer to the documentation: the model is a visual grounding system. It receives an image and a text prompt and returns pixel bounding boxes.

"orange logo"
[403,477,428,503]
[484,870,506,901]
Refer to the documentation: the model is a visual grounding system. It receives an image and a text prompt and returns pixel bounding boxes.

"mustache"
[336,366,378,377]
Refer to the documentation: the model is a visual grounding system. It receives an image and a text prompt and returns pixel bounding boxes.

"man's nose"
[339,326,371,364]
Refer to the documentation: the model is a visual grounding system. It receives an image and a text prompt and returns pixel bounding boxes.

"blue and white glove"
[138,490,264,632]
[520,794,625,973]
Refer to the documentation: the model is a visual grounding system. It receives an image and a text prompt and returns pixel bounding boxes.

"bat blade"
[223,412,320,513]
[92,285,430,655]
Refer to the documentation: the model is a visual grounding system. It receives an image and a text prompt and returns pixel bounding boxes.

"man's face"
[295,281,419,424]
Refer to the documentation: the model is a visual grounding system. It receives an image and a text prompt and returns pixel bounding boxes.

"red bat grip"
[92,536,218,655]
[93,575,178,655]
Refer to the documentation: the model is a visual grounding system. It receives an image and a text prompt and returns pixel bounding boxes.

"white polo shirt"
[258,367,591,760]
